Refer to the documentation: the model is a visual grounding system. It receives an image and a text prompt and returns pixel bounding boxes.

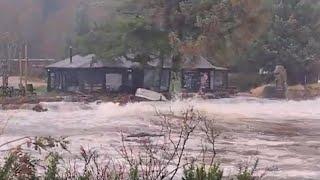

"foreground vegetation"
[0,108,270,179]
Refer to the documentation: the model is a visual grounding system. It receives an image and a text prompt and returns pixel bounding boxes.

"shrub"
[44,152,61,180]
[182,164,223,180]
[236,159,260,180]
[0,149,37,180]
[129,166,139,180]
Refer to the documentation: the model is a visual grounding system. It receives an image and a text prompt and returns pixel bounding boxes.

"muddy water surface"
[0,97,319,179]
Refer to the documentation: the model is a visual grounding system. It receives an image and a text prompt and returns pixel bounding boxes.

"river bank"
[250,83,320,100]
[1,80,320,111]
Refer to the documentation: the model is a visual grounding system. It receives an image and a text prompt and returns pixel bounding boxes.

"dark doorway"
[131,69,144,92]
[182,70,200,92]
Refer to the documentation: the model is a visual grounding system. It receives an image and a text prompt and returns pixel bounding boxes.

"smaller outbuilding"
[142,55,229,93]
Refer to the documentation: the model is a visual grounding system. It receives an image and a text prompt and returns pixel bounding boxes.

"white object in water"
[135,88,167,101]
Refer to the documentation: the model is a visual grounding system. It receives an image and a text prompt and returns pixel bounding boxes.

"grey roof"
[109,56,141,68]
[47,54,139,69]
[46,54,105,68]
[147,55,228,70]
[47,54,228,70]
[8,59,56,62]
[184,56,210,69]
[146,57,172,69]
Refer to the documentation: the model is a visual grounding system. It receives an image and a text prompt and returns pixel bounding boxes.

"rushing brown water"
[0,97,319,179]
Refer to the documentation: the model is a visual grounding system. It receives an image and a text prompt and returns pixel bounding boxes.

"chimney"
[69,46,73,63]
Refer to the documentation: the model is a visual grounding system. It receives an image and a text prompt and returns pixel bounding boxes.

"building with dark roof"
[46,54,229,93]
[46,54,133,92]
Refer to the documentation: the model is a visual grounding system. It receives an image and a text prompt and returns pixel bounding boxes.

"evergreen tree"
[243,0,320,84]
[75,2,90,36]
[75,0,320,85]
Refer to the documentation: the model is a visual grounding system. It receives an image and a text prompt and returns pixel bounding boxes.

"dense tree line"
[241,0,320,84]
[0,0,118,58]
[76,0,320,86]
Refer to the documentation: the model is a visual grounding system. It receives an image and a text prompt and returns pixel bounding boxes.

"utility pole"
[0,32,9,88]
[69,46,73,63]
[1,63,8,88]
[19,51,23,86]
[158,52,164,92]
[5,43,11,87]
[24,43,28,88]
[2,46,8,88]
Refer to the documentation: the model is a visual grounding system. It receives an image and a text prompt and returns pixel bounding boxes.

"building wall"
[48,67,229,94]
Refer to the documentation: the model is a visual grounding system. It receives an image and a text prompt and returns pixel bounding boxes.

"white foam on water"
[83,97,320,120]
[0,97,319,179]
[0,97,319,136]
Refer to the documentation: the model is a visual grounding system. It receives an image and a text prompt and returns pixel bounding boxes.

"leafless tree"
[200,116,221,166]
[118,107,201,180]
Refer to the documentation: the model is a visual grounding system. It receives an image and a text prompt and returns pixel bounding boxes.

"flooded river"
[0,97,319,179]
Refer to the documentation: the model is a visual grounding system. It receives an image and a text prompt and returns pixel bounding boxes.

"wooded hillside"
[0,0,118,58]
[75,0,320,85]
[1,0,320,86]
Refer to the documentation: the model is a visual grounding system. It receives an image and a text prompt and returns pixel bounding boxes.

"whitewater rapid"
[0,97,319,179]
[8,96,319,122]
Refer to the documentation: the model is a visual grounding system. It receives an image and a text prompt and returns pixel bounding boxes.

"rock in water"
[251,85,285,99]
[262,85,277,98]
[32,104,48,112]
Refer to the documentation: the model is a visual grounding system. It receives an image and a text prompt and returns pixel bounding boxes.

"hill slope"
[0,0,118,58]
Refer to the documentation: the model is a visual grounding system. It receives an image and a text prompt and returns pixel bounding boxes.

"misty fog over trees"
[75,0,320,86]
[0,0,119,58]
[0,0,320,86]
